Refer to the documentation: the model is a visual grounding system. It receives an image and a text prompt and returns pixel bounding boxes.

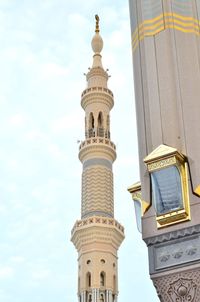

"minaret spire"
[71,15,124,302]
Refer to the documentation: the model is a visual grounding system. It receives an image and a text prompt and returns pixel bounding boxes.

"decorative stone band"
[144,224,200,246]
[81,89,114,110]
[82,210,113,218]
[71,216,124,252]
[145,225,200,274]
[86,67,109,81]
[83,158,112,170]
[71,216,124,236]
[132,13,200,52]
[79,139,116,162]
[149,234,200,274]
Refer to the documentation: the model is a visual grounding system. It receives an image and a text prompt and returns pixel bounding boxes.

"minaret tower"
[71,16,124,302]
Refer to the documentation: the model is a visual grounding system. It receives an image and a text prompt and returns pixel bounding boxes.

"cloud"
[47,143,64,159]
[117,155,139,167]
[32,268,52,280]
[10,256,25,264]
[24,130,47,141]
[51,111,82,134]
[7,114,29,128]
[39,63,69,79]
[0,266,14,279]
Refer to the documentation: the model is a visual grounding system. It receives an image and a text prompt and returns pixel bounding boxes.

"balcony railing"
[86,128,110,139]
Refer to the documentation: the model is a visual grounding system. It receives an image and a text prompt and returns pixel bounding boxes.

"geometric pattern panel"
[149,235,200,274]
[81,166,114,217]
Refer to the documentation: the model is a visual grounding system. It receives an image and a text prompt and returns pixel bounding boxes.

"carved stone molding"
[153,269,200,302]
[145,225,200,246]
[168,278,197,302]
[149,235,200,273]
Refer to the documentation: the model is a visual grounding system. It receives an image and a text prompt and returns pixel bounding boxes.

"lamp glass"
[134,199,142,233]
[151,165,183,215]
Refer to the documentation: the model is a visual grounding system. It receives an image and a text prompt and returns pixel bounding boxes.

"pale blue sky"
[0,0,159,301]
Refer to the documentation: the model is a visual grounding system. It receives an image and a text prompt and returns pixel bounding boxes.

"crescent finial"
[95,14,100,33]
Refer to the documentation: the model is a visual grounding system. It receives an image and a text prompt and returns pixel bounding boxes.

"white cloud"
[10,256,25,264]
[51,111,82,133]
[117,155,139,167]
[47,143,64,159]
[39,63,68,79]
[7,159,19,171]
[7,114,29,127]
[0,266,14,279]
[32,268,52,280]
[24,130,47,141]
[6,183,18,193]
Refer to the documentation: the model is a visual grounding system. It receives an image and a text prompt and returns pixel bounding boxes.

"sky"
[0,0,159,301]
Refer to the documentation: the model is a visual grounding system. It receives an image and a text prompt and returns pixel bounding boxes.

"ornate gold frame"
[144,145,191,228]
[127,182,150,216]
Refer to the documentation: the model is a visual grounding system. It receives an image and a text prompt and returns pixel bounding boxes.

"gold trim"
[144,145,191,228]
[127,182,150,215]
[132,12,200,52]
[195,185,200,197]
[156,162,191,228]
[144,144,185,167]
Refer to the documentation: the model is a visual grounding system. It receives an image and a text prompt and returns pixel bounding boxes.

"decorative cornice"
[81,86,113,98]
[81,89,114,110]
[86,67,108,81]
[71,216,124,235]
[71,216,124,251]
[144,224,200,246]
[79,139,116,162]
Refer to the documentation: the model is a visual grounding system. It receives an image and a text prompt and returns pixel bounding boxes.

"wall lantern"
[128,182,150,233]
[144,144,190,228]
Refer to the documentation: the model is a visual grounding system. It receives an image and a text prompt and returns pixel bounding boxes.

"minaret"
[71,16,124,302]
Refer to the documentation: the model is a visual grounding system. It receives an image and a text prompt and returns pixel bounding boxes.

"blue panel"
[151,166,183,215]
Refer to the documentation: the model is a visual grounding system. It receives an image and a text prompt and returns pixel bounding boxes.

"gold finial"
[95,14,100,33]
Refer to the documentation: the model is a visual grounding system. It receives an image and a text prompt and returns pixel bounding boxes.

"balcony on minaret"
[86,128,110,139]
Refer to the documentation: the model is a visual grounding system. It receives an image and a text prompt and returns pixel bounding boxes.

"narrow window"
[88,113,95,137]
[86,272,91,288]
[98,111,103,127]
[100,272,105,287]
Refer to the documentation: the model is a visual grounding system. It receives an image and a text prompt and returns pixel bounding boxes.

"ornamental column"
[128,0,200,301]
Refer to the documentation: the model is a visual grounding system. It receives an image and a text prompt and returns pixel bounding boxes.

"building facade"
[128,0,200,301]
[71,16,124,302]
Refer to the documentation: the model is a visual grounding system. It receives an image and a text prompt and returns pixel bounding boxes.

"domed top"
[91,33,103,54]
[91,15,103,54]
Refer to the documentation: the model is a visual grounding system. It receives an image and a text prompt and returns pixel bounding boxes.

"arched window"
[98,111,103,128]
[106,115,110,129]
[88,113,95,137]
[89,112,94,129]
[113,275,116,293]
[78,277,80,292]
[86,272,91,288]
[88,294,92,302]
[97,112,104,137]
[100,272,105,287]
[105,115,110,138]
